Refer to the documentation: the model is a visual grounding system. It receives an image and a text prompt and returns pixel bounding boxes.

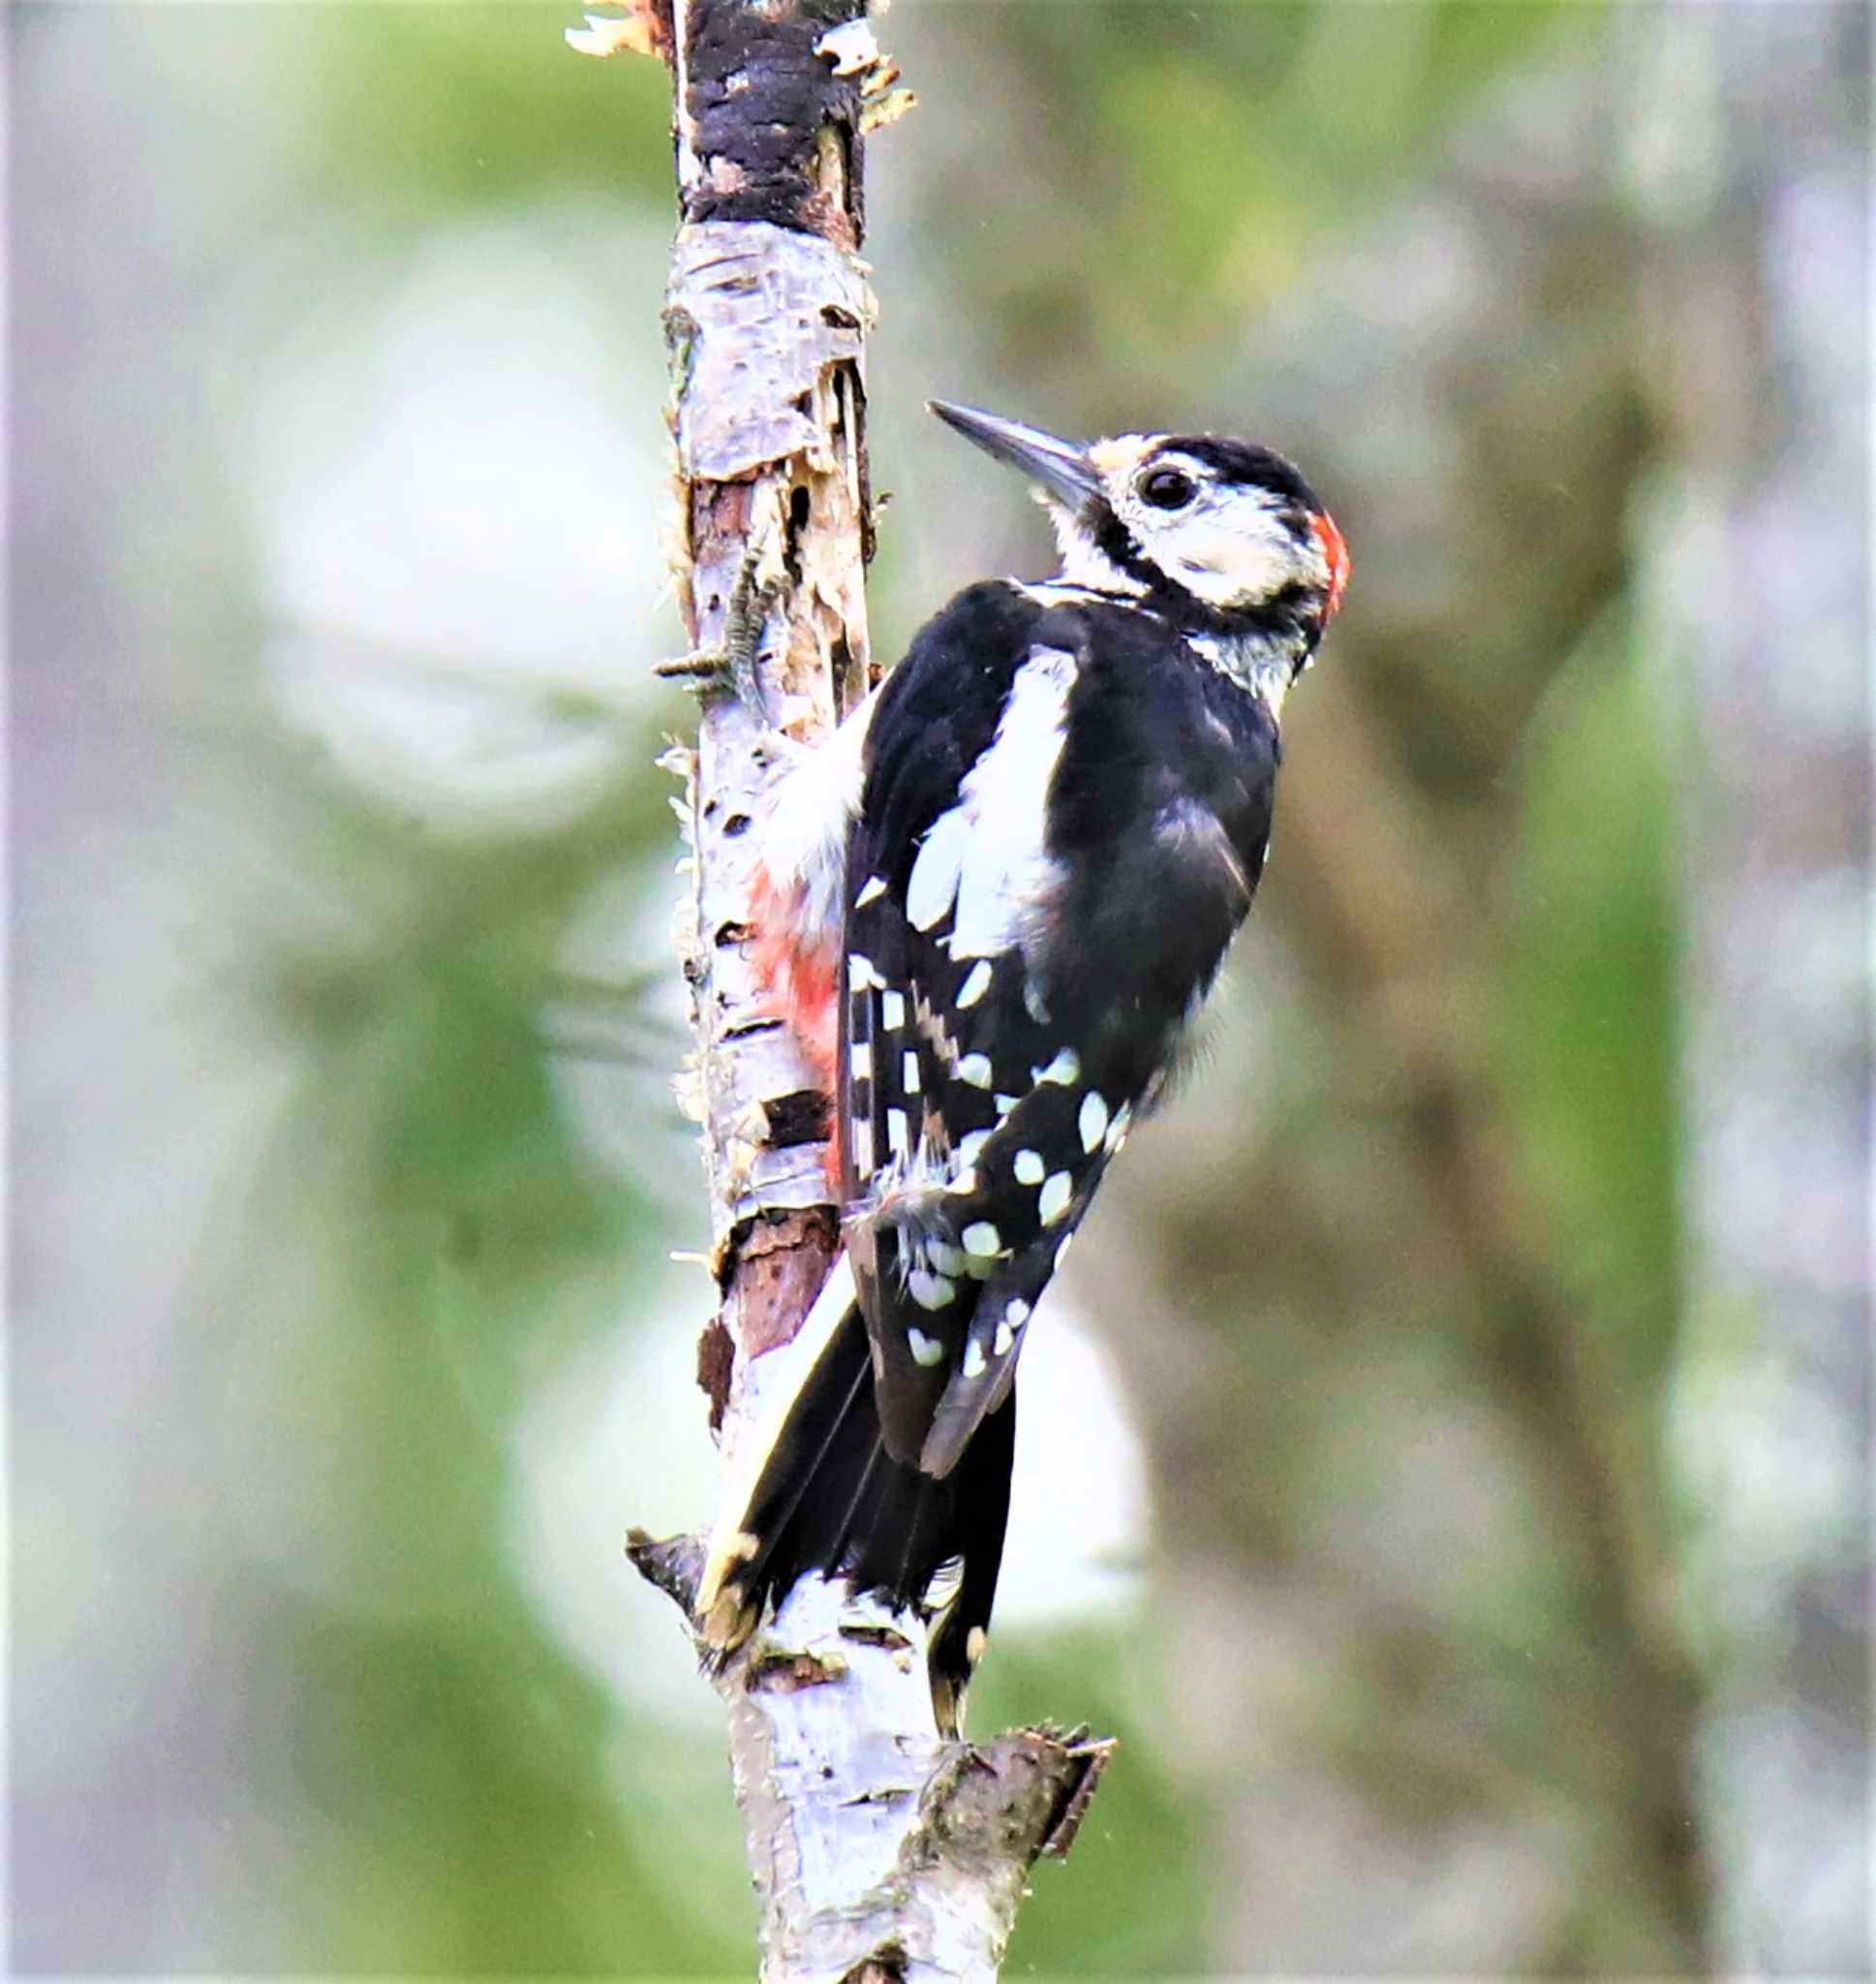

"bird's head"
[931,400,1348,659]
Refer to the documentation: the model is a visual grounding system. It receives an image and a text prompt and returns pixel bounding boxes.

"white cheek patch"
[1127,475,1300,610]
[1170,531,1295,607]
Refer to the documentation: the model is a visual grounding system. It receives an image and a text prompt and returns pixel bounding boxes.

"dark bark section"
[914,1733,1118,1874]
[696,1315,735,1430]
[684,0,868,245]
[734,1204,842,1358]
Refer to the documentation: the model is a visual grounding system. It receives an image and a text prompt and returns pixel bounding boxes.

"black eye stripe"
[1140,467,1196,510]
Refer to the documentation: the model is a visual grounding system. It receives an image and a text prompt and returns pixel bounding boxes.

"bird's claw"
[655,549,779,722]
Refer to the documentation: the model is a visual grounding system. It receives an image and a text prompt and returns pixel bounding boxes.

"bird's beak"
[928,400,1103,513]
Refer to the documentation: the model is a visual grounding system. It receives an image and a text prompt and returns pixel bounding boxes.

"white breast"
[758,686,876,942]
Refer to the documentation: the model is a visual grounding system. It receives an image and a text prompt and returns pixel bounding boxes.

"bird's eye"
[1139,467,1197,511]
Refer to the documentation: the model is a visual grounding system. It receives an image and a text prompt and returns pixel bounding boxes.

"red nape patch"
[748,859,841,1107]
[1311,510,1351,622]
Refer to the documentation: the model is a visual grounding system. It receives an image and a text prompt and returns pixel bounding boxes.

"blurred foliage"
[17,0,1860,1975]
[1499,609,1679,1320]
[972,1628,1209,1972]
[316,4,679,208]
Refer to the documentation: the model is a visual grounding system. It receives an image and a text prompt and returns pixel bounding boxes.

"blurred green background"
[14,2,1868,1974]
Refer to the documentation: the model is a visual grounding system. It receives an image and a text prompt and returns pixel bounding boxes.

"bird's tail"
[696,1255,1014,1735]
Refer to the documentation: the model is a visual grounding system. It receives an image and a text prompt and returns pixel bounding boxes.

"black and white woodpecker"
[698,401,1349,1729]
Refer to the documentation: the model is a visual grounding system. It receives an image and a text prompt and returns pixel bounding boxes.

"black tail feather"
[714,1301,1014,1734]
[929,1383,1015,1735]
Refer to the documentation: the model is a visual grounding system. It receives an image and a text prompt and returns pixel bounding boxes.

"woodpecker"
[698,401,1348,1729]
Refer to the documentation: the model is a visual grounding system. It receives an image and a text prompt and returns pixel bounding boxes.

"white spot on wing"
[1034,1047,1080,1086]
[1013,1149,1045,1185]
[961,1221,1002,1258]
[903,1050,921,1096]
[961,1339,987,1380]
[854,873,887,907]
[886,1106,910,1157]
[907,1325,946,1364]
[849,1041,872,1079]
[1039,1171,1073,1224]
[991,1298,1029,1358]
[1079,1092,1110,1153]
[956,1053,994,1089]
[956,959,993,1008]
[908,1271,957,1313]
[880,989,907,1031]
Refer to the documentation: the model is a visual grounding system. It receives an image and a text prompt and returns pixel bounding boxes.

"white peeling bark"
[582,4,1112,1975]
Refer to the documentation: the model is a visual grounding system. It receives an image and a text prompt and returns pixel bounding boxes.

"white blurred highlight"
[507,1263,1149,1729]
[226,205,677,827]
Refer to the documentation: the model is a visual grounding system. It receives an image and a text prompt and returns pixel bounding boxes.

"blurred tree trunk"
[1632,5,1870,1968]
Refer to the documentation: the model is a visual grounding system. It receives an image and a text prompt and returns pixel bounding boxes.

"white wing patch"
[904,644,1076,962]
[907,805,971,933]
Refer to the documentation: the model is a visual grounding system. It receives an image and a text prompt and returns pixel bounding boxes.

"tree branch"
[576,4,1110,1973]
